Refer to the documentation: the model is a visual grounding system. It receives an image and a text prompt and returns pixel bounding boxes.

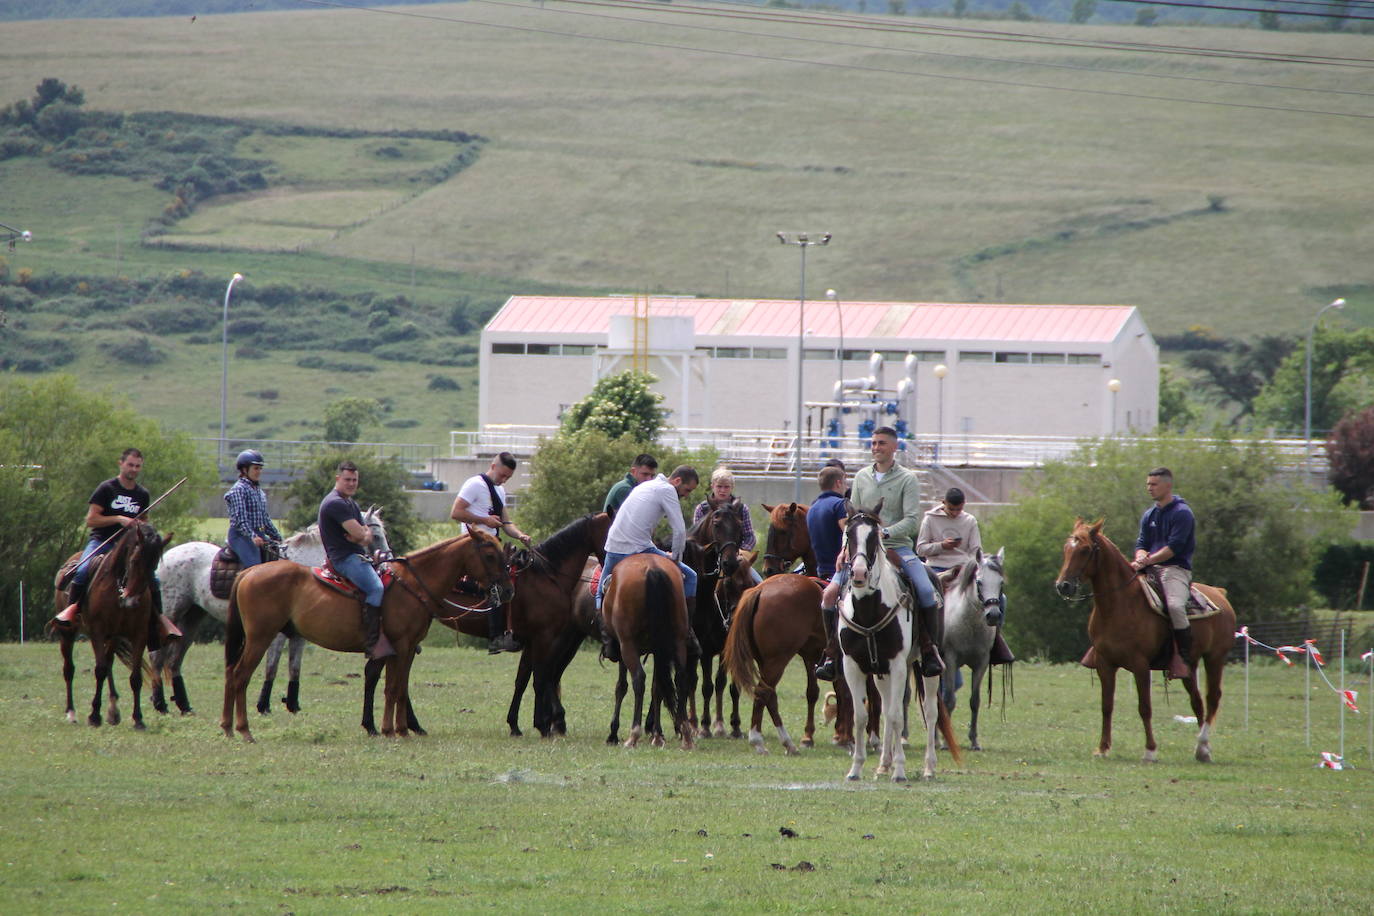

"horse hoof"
[846,773,861,781]
[1195,746,1212,763]
[180,708,195,717]
[240,732,256,744]
[509,727,524,738]
[801,737,814,749]
[784,745,800,757]
[152,701,168,715]
[730,729,744,739]
[133,720,146,732]
[412,726,428,737]
[650,735,666,748]
[711,722,726,738]
[970,742,983,752]
[893,775,907,783]
[107,710,121,726]
[88,715,101,727]
[66,711,77,724]
[623,737,639,749]
[1142,750,1158,764]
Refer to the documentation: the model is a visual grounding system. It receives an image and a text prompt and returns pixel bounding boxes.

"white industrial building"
[477,296,1158,442]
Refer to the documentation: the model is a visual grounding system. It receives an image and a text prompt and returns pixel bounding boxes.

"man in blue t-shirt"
[808,465,848,681]
[318,461,394,660]
[1130,466,1196,679]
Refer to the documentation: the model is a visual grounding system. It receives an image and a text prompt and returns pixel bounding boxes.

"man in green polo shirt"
[603,453,657,513]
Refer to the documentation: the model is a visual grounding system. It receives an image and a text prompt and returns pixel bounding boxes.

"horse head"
[461,526,513,605]
[975,547,1006,626]
[761,501,810,577]
[117,522,168,609]
[843,499,885,590]
[1055,517,1104,599]
[705,499,743,576]
[363,506,391,559]
[713,548,758,625]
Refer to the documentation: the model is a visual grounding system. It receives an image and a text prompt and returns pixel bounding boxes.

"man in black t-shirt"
[55,448,177,645]
[318,461,394,660]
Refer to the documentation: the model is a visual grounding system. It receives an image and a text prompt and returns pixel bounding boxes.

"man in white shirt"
[595,465,700,661]
[450,451,532,653]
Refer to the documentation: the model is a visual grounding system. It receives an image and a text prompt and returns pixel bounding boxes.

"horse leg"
[150,646,168,715]
[284,635,304,713]
[761,656,800,756]
[88,637,111,728]
[385,654,416,739]
[918,672,941,780]
[698,655,713,738]
[1197,650,1225,763]
[104,661,121,726]
[257,632,285,714]
[1133,667,1157,763]
[646,676,665,748]
[802,659,820,749]
[1094,664,1117,758]
[626,661,647,749]
[158,605,202,715]
[606,662,629,745]
[361,657,384,736]
[129,649,146,731]
[222,639,271,743]
[508,649,533,737]
[60,634,78,724]
[728,676,743,739]
[842,661,868,780]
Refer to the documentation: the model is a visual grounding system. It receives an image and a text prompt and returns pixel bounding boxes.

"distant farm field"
[1,640,1369,912]
[1,5,1371,338]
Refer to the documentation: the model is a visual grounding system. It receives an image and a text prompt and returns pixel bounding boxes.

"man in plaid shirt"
[225,449,284,566]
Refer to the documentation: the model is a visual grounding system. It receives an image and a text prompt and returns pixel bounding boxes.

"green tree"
[322,396,384,443]
[1251,327,1374,436]
[1183,334,1295,424]
[560,371,667,443]
[1258,10,1280,28]
[1326,405,1374,508]
[1134,7,1159,25]
[0,375,213,640]
[0,77,84,131]
[983,433,1350,662]
[281,451,423,554]
[1070,0,1097,22]
[1157,364,1202,431]
[516,430,715,540]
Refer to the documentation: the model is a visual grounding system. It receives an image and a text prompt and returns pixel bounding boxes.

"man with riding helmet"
[225,449,283,568]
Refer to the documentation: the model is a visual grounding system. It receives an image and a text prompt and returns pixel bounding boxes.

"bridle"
[1056,530,1138,604]
[838,510,906,668]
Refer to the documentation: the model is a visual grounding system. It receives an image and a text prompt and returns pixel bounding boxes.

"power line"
[1097,0,1374,20]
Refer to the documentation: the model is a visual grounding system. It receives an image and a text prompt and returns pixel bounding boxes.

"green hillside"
[1,4,1371,443]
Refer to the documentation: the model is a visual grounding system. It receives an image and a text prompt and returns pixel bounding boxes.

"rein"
[840,511,907,669]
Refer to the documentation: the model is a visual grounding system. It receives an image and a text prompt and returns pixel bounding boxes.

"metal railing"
[194,437,440,473]
[448,426,1331,475]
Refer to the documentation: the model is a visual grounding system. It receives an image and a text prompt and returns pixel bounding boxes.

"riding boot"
[488,601,521,654]
[989,628,1016,665]
[149,613,183,651]
[814,606,839,681]
[283,678,301,714]
[54,581,85,629]
[1168,626,1193,679]
[362,604,395,660]
[916,602,945,677]
[256,677,275,715]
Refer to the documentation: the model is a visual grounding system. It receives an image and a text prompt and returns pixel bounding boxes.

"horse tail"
[936,689,963,766]
[225,574,246,668]
[645,566,680,725]
[722,584,762,696]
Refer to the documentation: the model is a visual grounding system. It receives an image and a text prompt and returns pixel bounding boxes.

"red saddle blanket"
[587,564,602,598]
[312,564,394,598]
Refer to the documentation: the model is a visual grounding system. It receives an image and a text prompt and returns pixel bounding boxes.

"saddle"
[312,562,394,599]
[210,546,241,600]
[880,548,942,613]
[1139,571,1221,620]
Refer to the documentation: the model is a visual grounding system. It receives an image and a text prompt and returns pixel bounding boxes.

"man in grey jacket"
[917,487,1014,666]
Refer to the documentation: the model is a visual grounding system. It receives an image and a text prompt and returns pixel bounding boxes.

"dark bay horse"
[603,553,697,750]
[365,512,613,738]
[222,529,508,742]
[1054,518,1235,763]
[53,522,170,729]
[761,502,815,577]
[684,499,745,738]
[720,556,826,755]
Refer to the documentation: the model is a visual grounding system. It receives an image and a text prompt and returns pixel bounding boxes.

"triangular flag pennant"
[1320,752,1344,770]
[1342,690,1359,713]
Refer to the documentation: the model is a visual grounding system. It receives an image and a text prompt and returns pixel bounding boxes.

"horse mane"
[1083,521,1134,578]
[530,514,597,574]
[954,556,979,591]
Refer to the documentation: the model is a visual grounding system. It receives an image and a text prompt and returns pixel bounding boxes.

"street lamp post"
[219,272,245,472]
[932,363,948,464]
[1305,297,1346,469]
[1107,378,1122,435]
[777,232,831,502]
[0,222,33,249]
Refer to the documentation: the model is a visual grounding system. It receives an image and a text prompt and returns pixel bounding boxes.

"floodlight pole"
[1304,298,1345,472]
[777,232,831,503]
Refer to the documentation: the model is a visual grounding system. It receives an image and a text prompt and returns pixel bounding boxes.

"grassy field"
[1,639,1369,913]
[2,6,1372,338]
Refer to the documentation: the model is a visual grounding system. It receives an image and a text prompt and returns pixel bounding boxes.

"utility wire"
[1096,0,1374,20]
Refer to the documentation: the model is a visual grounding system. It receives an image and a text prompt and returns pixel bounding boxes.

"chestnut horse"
[760,502,815,577]
[221,529,508,742]
[53,522,170,729]
[603,553,697,750]
[720,555,826,755]
[362,512,613,738]
[1054,518,1234,763]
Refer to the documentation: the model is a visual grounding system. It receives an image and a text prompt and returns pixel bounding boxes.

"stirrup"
[814,658,836,682]
[489,631,521,654]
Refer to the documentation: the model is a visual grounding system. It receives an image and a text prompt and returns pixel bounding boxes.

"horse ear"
[844,499,855,517]
[762,503,775,513]
[605,506,615,520]
[787,502,798,514]
[464,524,476,538]
[872,497,884,517]
[974,546,983,563]
[163,531,176,549]
[1090,518,1105,536]
[740,548,758,567]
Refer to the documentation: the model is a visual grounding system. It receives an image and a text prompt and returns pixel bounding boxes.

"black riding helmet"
[235,449,265,473]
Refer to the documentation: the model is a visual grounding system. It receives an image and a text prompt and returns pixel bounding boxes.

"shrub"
[108,335,167,364]
[427,375,461,391]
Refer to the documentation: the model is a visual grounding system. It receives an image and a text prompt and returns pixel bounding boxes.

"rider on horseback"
[54,447,180,645]
[1130,466,1195,679]
[318,460,394,661]
[449,452,533,654]
[225,449,284,567]
[809,465,849,682]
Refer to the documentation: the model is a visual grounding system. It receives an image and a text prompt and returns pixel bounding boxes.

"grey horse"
[938,546,1006,751]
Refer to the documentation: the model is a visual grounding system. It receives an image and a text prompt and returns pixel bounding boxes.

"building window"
[995,352,1030,364]
[1031,353,1067,365]
[842,349,872,362]
[526,344,555,355]
[492,342,524,355]
[910,350,945,362]
[753,347,787,360]
[715,347,751,359]
[1067,353,1102,365]
[805,348,837,360]
[561,344,595,356]
[959,351,994,363]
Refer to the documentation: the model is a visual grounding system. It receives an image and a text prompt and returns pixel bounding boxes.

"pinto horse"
[603,553,697,750]
[761,502,815,577]
[720,555,826,755]
[684,500,745,738]
[938,547,1006,751]
[221,529,508,742]
[839,503,960,781]
[53,522,170,729]
[1055,518,1234,763]
[364,512,613,738]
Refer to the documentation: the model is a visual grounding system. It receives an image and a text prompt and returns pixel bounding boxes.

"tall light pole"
[826,288,844,400]
[1107,378,1122,435]
[0,222,33,249]
[1305,297,1346,469]
[777,232,831,501]
[933,363,948,465]
[219,272,244,471]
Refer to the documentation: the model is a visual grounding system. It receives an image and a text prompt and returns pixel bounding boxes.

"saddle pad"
[311,564,394,599]
[587,564,603,598]
[209,547,241,600]
[1140,577,1221,620]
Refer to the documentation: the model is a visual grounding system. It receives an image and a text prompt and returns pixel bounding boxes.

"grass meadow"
[1,638,1369,913]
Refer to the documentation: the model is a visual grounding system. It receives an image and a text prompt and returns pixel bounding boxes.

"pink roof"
[486,297,1136,345]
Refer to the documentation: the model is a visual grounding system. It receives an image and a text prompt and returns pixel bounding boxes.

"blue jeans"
[892,546,937,609]
[228,530,263,568]
[597,547,697,609]
[71,535,109,590]
[334,553,385,607]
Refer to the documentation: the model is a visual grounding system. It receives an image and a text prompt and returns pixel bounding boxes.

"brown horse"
[221,529,508,742]
[720,556,826,755]
[603,553,697,750]
[53,522,170,729]
[365,512,614,738]
[760,502,816,577]
[1054,518,1234,763]
[683,500,745,738]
